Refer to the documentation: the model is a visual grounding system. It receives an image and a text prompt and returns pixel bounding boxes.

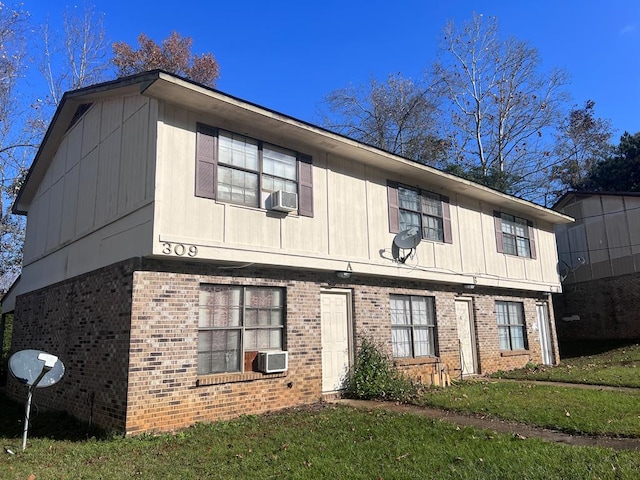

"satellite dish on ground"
[392,227,422,263]
[9,349,65,387]
[9,349,65,450]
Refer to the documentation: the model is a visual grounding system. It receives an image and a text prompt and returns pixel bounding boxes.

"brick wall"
[10,257,558,435]
[8,259,136,431]
[554,272,640,341]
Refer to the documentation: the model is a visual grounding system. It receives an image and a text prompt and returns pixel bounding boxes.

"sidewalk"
[329,397,640,452]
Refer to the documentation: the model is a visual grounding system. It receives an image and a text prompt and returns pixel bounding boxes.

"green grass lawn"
[491,343,640,387]
[418,380,640,437]
[1,401,639,480]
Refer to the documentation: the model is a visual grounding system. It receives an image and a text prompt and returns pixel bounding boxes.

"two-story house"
[1,71,572,435]
[553,191,640,343]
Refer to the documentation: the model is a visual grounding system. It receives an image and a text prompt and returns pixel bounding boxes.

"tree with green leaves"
[579,132,640,192]
[433,13,570,199]
[320,73,447,166]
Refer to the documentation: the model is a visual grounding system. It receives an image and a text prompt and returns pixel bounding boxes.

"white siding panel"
[60,164,79,243]
[81,103,101,158]
[95,128,122,225]
[22,199,40,263]
[457,198,486,274]
[45,179,64,252]
[225,206,281,249]
[65,122,82,173]
[50,136,68,185]
[76,147,99,235]
[626,198,640,256]
[326,157,368,258]
[100,98,124,141]
[119,102,149,212]
[33,189,49,258]
[585,216,609,264]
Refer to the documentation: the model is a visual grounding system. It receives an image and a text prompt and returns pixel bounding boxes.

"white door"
[321,292,351,393]
[455,298,477,376]
[537,303,554,365]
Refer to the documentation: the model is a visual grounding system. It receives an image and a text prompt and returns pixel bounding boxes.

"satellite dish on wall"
[392,227,422,263]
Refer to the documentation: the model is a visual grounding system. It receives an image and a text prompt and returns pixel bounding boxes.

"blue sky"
[28,0,640,139]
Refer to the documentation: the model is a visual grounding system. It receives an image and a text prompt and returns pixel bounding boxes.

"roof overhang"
[15,70,573,225]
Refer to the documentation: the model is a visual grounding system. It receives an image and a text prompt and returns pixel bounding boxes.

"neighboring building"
[1,71,572,435]
[553,191,640,342]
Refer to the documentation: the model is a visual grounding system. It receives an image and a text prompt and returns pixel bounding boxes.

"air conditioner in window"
[270,191,298,213]
[257,351,288,373]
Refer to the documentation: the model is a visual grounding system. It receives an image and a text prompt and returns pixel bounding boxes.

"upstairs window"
[387,182,452,243]
[390,295,438,358]
[494,212,536,258]
[196,124,313,216]
[495,301,527,351]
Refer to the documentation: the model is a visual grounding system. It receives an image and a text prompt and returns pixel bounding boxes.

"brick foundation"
[9,258,559,434]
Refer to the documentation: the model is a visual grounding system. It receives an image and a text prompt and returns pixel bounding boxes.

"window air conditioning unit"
[257,351,288,373]
[270,190,298,213]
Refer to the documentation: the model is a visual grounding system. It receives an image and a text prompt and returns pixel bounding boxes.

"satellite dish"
[9,349,65,387]
[392,227,422,263]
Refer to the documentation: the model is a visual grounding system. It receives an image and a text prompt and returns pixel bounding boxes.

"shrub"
[343,337,419,402]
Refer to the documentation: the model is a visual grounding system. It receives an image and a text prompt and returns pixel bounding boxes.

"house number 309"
[161,242,198,257]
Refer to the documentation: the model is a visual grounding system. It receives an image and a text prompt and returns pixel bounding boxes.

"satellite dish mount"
[392,227,422,264]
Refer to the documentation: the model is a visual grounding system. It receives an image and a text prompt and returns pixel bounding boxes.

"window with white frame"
[198,285,285,375]
[390,295,437,358]
[496,301,527,350]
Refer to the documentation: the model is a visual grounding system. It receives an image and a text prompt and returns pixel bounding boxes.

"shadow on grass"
[558,339,640,359]
[0,392,110,442]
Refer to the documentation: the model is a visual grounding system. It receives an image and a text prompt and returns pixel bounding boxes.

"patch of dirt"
[332,399,640,451]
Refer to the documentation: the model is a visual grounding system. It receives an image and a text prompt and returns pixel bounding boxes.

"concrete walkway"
[330,393,640,452]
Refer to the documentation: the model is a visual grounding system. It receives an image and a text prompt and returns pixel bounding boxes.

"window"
[198,285,285,375]
[390,295,437,358]
[494,212,537,258]
[496,301,527,350]
[195,124,314,216]
[387,182,452,244]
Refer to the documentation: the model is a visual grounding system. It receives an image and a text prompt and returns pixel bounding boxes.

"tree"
[112,31,220,87]
[320,73,447,166]
[0,2,31,292]
[550,100,613,198]
[39,5,111,107]
[433,13,570,199]
[579,132,640,192]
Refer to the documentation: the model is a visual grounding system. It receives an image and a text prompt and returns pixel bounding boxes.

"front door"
[321,291,351,393]
[455,298,477,376]
[537,303,554,365]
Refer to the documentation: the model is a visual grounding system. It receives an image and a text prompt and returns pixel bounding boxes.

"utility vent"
[257,351,288,373]
[270,191,298,213]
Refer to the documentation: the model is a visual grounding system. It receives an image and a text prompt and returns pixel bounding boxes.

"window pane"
[398,186,420,212]
[392,328,412,357]
[400,210,421,232]
[498,326,510,350]
[517,237,531,257]
[198,330,241,374]
[218,131,258,170]
[421,194,442,217]
[510,326,525,349]
[501,215,515,234]
[503,234,517,255]
[411,297,429,325]
[263,144,297,180]
[414,327,434,356]
[423,215,443,242]
[390,296,411,325]
[218,166,259,207]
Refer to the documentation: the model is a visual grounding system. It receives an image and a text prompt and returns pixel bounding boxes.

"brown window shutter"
[195,124,217,199]
[297,154,313,217]
[387,181,400,233]
[441,196,453,244]
[494,211,505,253]
[528,221,537,259]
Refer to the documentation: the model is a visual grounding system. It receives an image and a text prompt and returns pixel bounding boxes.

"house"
[1,71,572,435]
[553,191,640,343]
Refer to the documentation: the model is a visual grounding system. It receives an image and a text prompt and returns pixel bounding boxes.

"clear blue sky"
[28,0,640,139]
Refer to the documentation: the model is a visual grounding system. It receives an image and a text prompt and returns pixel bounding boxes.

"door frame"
[536,302,554,366]
[320,288,354,393]
[454,297,478,376]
